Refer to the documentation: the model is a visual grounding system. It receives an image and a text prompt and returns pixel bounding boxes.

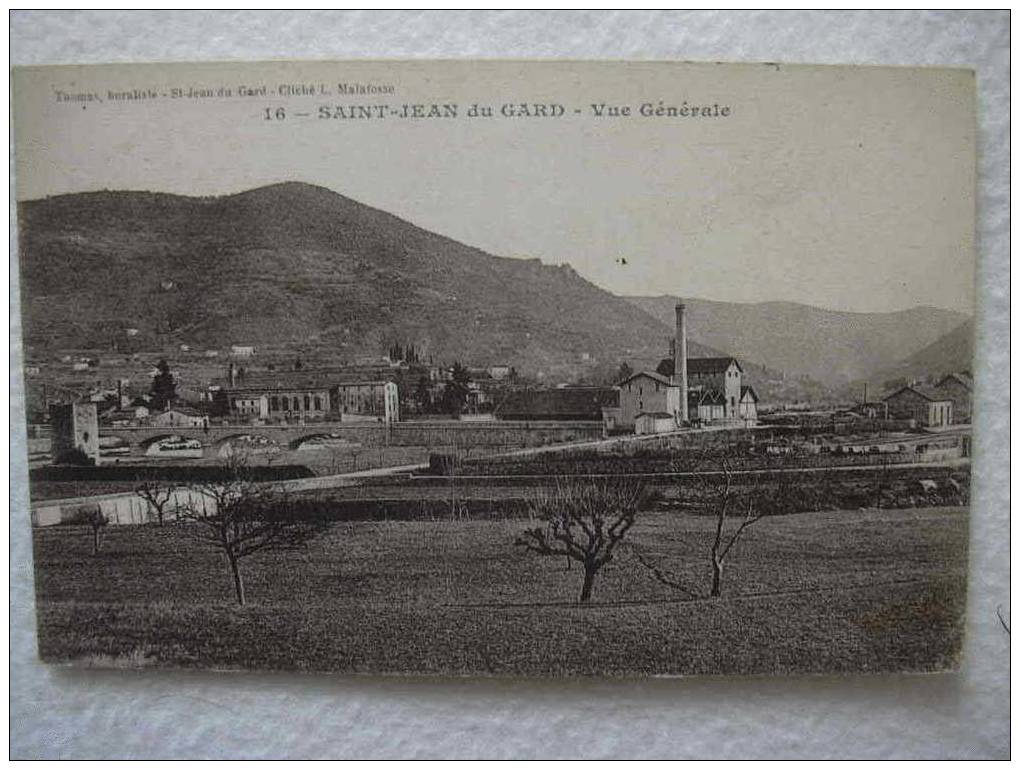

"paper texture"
[9,10,1008,760]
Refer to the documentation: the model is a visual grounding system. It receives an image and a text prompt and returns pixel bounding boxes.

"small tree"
[134,474,176,526]
[516,477,646,603]
[71,506,109,555]
[634,450,781,598]
[183,454,327,605]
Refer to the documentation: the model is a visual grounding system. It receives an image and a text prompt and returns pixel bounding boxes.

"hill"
[628,296,970,385]
[18,182,706,381]
[869,319,974,389]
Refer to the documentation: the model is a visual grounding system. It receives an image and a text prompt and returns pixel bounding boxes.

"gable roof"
[656,357,742,377]
[882,384,954,404]
[689,357,742,374]
[620,370,675,387]
[740,385,759,402]
[937,372,974,391]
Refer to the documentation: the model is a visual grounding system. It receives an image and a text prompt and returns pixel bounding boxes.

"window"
[314,396,322,411]
[282,397,289,411]
[270,397,279,412]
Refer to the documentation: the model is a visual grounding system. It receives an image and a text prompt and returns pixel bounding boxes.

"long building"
[223,369,399,423]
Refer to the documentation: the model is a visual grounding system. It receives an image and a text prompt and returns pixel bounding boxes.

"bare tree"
[183,453,327,605]
[633,449,780,599]
[516,476,645,603]
[133,473,176,526]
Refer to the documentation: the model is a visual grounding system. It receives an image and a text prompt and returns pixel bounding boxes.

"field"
[32,505,967,676]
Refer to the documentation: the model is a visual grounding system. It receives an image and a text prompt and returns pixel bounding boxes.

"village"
[27,299,973,480]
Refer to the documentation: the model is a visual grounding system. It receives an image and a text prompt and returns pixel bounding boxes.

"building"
[49,401,100,464]
[230,345,256,358]
[230,391,270,419]
[634,411,677,435]
[688,387,727,423]
[739,386,759,421]
[488,365,513,381]
[497,386,618,421]
[935,372,973,423]
[882,385,954,428]
[658,356,746,420]
[606,300,760,432]
[224,377,400,423]
[616,371,681,428]
[149,407,209,428]
[333,380,399,422]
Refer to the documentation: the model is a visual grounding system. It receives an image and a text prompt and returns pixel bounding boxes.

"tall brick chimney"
[675,300,689,422]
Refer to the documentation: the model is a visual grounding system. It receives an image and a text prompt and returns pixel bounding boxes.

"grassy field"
[31,506,967,676]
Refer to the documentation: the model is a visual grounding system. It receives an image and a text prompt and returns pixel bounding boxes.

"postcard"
[12,60,976,676]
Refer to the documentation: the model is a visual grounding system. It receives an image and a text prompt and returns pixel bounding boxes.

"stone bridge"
[101,422,387,454]
[100,419,605,455]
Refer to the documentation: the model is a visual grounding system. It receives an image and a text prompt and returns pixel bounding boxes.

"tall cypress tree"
[150,359,177,410]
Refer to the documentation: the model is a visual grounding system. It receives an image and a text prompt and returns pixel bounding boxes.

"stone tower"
[49,401,100,464]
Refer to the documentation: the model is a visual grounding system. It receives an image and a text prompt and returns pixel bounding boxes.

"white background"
[8,10,1010,759]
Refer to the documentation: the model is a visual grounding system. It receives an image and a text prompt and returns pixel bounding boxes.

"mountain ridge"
[17,182,692,381]
[628,295,971,385]
[18,182,971,391]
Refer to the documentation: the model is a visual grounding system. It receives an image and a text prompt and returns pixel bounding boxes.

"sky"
[13,60,977,314]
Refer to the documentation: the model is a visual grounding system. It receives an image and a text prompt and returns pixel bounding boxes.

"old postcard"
[12,60,976,676]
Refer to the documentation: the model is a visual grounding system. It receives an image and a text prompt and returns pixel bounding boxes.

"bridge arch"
[138,433,206,458]
[287,432,360,451]
[212,432,283,459]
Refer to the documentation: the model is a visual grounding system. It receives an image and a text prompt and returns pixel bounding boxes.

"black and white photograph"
[12,58,978,679]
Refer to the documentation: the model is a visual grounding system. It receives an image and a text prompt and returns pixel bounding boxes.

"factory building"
[604,300,759,433]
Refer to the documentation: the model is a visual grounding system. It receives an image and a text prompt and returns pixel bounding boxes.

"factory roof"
[655,356,742,377]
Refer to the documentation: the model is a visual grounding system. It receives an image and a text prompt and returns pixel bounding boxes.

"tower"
[49,401,100,464]
[675,300,689,422]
